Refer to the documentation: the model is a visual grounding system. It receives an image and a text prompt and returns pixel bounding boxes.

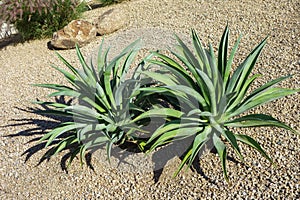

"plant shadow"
[151,138,244,184]
[0,34,23,50]
[2,96,95,172]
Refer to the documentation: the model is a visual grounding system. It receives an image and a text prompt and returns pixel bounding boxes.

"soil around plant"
[0,0,299,199]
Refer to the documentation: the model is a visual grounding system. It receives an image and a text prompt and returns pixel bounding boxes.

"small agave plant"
[33,40,152,165]
[139,26,299,182]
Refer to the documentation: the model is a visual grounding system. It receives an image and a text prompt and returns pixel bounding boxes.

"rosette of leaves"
[33,40,149,165]
[139,26,299,181]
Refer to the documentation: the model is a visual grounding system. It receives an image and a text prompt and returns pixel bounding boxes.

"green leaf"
[165,85,208,109]
[196,69,217,114]
[225,114,298,134]
[40,123,86,147]
[226,74,261,112]
[173,147,192,177]
[146,120,201,144]
[226,37,267,95]
[139,70,178,86]
[213,133,229,182]
[223,34,241,88]
[76,44,97,86]
[79,144,88,165]
[131,108,183,123]
[222,130,243,161]
[235,134,272,163]
[188,126,211,167]
[229,88,300,117]
[242,75,293,104]
[149,126,203,151]
[175,32,202,71]
[191,29,209,73]
[218,25,229,78]
[53,135,79,156]
[32,83,74,91]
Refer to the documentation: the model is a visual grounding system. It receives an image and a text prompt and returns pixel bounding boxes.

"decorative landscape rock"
[50,20,97,49]
[93,8,128,35]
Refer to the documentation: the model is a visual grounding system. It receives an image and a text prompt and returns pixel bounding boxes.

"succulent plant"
[139,26,299,181]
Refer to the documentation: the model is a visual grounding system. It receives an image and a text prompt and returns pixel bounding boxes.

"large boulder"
[93,8,128,35]
[50,20,97,49]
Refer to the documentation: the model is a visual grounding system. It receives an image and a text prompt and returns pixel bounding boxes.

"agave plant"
[139,26,299,181]
[33,40,150,165]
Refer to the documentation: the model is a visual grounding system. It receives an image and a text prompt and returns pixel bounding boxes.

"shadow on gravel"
[2,96,95,172]
[1,95,237,183]
[0,34,23,50]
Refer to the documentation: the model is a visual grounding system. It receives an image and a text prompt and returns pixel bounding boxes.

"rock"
[93,8,128,35]
[50,20,97,49]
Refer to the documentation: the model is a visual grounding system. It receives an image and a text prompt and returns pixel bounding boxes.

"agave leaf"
[222,130,243,161]
[226,37,267,94]
[226,74,261,112]
[146,120,201,144]
[79,144,88,165]
[48,90,80,98]
[53,135,78,156]
[235,134,272,163]
[106,140,114,164]
[64,105,101,119]
[118,49,139,84]
[40,123,86,147]
[218,25,229,78]
[34,109,73,118]
[55,51,80,77]
[196,69,217,114]
[147,59,194,88]
[75,45,97,86]
[77,124,107,142]
[131,108,183,123]
[175,33,201,70]
[150,51,187,74]
[86,135,110,149]
[173,147,192,177]
[50,65,77,86]
[242,75,293,104]
[229,88,300,118]
[80,96,106,113]
[170,48,202,85]
[191,29,209,73]
[149,126,203,151]
[165,85,208,109]
[213,133,229,182]
[223,34,242,89]
[32,83,74,91]
[225,114,298,134]
[188,126,212,167]
[208,44,224,104]
[138,70,178,86]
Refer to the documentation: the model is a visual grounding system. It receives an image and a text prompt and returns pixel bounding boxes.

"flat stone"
[93,8,128,35]
[50,19,97,49]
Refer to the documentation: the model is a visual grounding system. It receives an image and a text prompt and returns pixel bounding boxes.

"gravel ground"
[0,0,299,199]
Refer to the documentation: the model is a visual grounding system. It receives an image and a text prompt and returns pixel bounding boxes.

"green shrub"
[139,26,299,182]
[32,25,299,182]
[33,40,160,165]
[0,0,87,41]
[97,0,127,6]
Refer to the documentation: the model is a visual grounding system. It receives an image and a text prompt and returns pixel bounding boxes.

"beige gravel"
[0,0,299,199]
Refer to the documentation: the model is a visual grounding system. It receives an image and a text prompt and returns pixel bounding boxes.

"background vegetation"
[0,0,87,41]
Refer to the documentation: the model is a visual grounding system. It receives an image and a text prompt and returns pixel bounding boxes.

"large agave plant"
[34,40,148,165]
[139,26,299,181]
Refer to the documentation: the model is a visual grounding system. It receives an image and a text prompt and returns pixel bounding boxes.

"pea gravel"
[0,0,299,199]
